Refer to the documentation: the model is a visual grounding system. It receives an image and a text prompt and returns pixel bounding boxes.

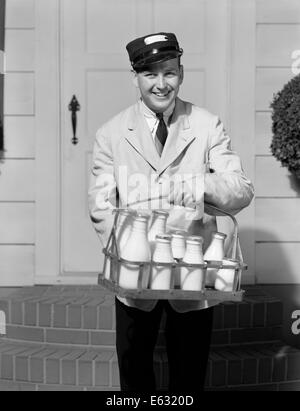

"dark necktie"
[155,113,168,156]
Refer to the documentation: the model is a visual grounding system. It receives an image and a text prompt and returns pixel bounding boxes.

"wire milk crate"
[98,203,247,302]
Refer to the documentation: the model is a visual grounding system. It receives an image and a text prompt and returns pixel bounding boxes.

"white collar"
[140,99,175,124]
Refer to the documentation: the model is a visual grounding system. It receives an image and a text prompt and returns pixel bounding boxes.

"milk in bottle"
[204,232,227,287]
[215,258,239,291]
[115,209,136,253]
[148,210,169,254]
[150,234,174,290]
[180,236,205,291]
[118,213,151,289]
[104,209,135,281]
[171,231,187,287]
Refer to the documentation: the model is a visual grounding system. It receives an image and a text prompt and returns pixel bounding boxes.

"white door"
[60,0,230,283]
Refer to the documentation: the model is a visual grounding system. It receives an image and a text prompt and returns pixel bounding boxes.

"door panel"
[61,0,229,278]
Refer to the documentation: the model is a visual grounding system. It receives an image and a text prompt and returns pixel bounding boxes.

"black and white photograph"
[0,0,300,395]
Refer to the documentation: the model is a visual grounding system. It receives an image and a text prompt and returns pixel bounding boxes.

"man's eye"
[145,73,155,77]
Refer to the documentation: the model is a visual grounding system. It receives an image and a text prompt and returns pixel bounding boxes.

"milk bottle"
[115,209,136,253]
[215,258,239,291]
[104,209,135,281]
[171,231,187,287]
[180,236,205,291]
[150,234,174,290]
[204,232,227,287]
[148,210,169,254]
[171,231,187,260]
[118,213,151,289]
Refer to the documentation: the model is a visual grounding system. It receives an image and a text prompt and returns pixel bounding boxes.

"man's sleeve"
[88,128,118,247]
[204,116,254,215]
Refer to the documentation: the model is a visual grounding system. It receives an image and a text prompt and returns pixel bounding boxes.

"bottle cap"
[153,210,169,218]
[156,234,172,242]
[135,212,151,220]
[170,230,187,239]
[186,235,204,243]
[212,232,227,240]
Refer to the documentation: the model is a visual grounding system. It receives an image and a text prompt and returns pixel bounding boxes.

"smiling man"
[132,57,183,113]
[89,32,254,392]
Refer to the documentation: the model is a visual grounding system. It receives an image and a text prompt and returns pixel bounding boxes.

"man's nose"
[156,74,167,89]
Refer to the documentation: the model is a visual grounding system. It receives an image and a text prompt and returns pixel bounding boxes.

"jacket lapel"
[124,103,160,171]
[159,98,195,175]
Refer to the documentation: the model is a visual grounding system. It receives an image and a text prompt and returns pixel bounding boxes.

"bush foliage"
[270,74,300,178]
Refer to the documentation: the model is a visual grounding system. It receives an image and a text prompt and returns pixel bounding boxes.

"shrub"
[270,74,300,178]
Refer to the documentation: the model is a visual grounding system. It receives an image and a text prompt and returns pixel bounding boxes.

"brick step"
[0,286,283,330]
[1,321,283,349]
[0,286,115,331]
[204,343,300,391]
[0,286,284,348]
[1,339,300,391]
[0,380,113,391]
[0,339,120,389]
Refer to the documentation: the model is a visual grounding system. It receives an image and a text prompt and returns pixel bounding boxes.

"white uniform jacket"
[88,98,254,312]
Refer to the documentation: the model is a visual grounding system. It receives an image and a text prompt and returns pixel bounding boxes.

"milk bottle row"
[104,209,239,292]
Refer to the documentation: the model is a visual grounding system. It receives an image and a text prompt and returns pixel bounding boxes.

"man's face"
[133,58,184,113]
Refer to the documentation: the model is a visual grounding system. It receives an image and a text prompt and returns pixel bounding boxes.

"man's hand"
[168,174,204,209]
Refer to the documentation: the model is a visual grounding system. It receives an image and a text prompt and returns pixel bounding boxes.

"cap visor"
[133,50,182,69]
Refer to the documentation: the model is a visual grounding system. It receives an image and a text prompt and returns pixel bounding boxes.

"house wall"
[255,0,300,284]
[0,0,35,285]
[1,0,300,288]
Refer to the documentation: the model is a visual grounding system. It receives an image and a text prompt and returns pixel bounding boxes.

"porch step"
[0,339,119,390]
[1,339,300,391]
[205,343,300,391]
[0,286,115,348]
[0,285,294,391]
[0,286,284,347]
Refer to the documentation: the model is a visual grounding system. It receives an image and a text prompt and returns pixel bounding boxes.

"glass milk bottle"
[171,231,187,288]
[148,210,169,254]
[215,258,239,292]
[204,232,227,287]
[171,231,187,260]
[180,236,205,291]
[115,209,136,253]
[118,213,151,289]
[104,209,135,281]
[150,234,174,290]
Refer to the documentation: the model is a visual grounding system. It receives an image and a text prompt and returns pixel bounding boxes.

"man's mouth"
[152,91,170,98]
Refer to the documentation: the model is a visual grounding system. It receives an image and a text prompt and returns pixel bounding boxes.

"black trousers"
[115,297,214,392]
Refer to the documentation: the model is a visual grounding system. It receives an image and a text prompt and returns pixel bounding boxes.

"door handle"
[68,95,81,145]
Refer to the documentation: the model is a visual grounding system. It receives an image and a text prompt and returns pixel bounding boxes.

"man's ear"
[179,65,184,85]
[132,70,139,88]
